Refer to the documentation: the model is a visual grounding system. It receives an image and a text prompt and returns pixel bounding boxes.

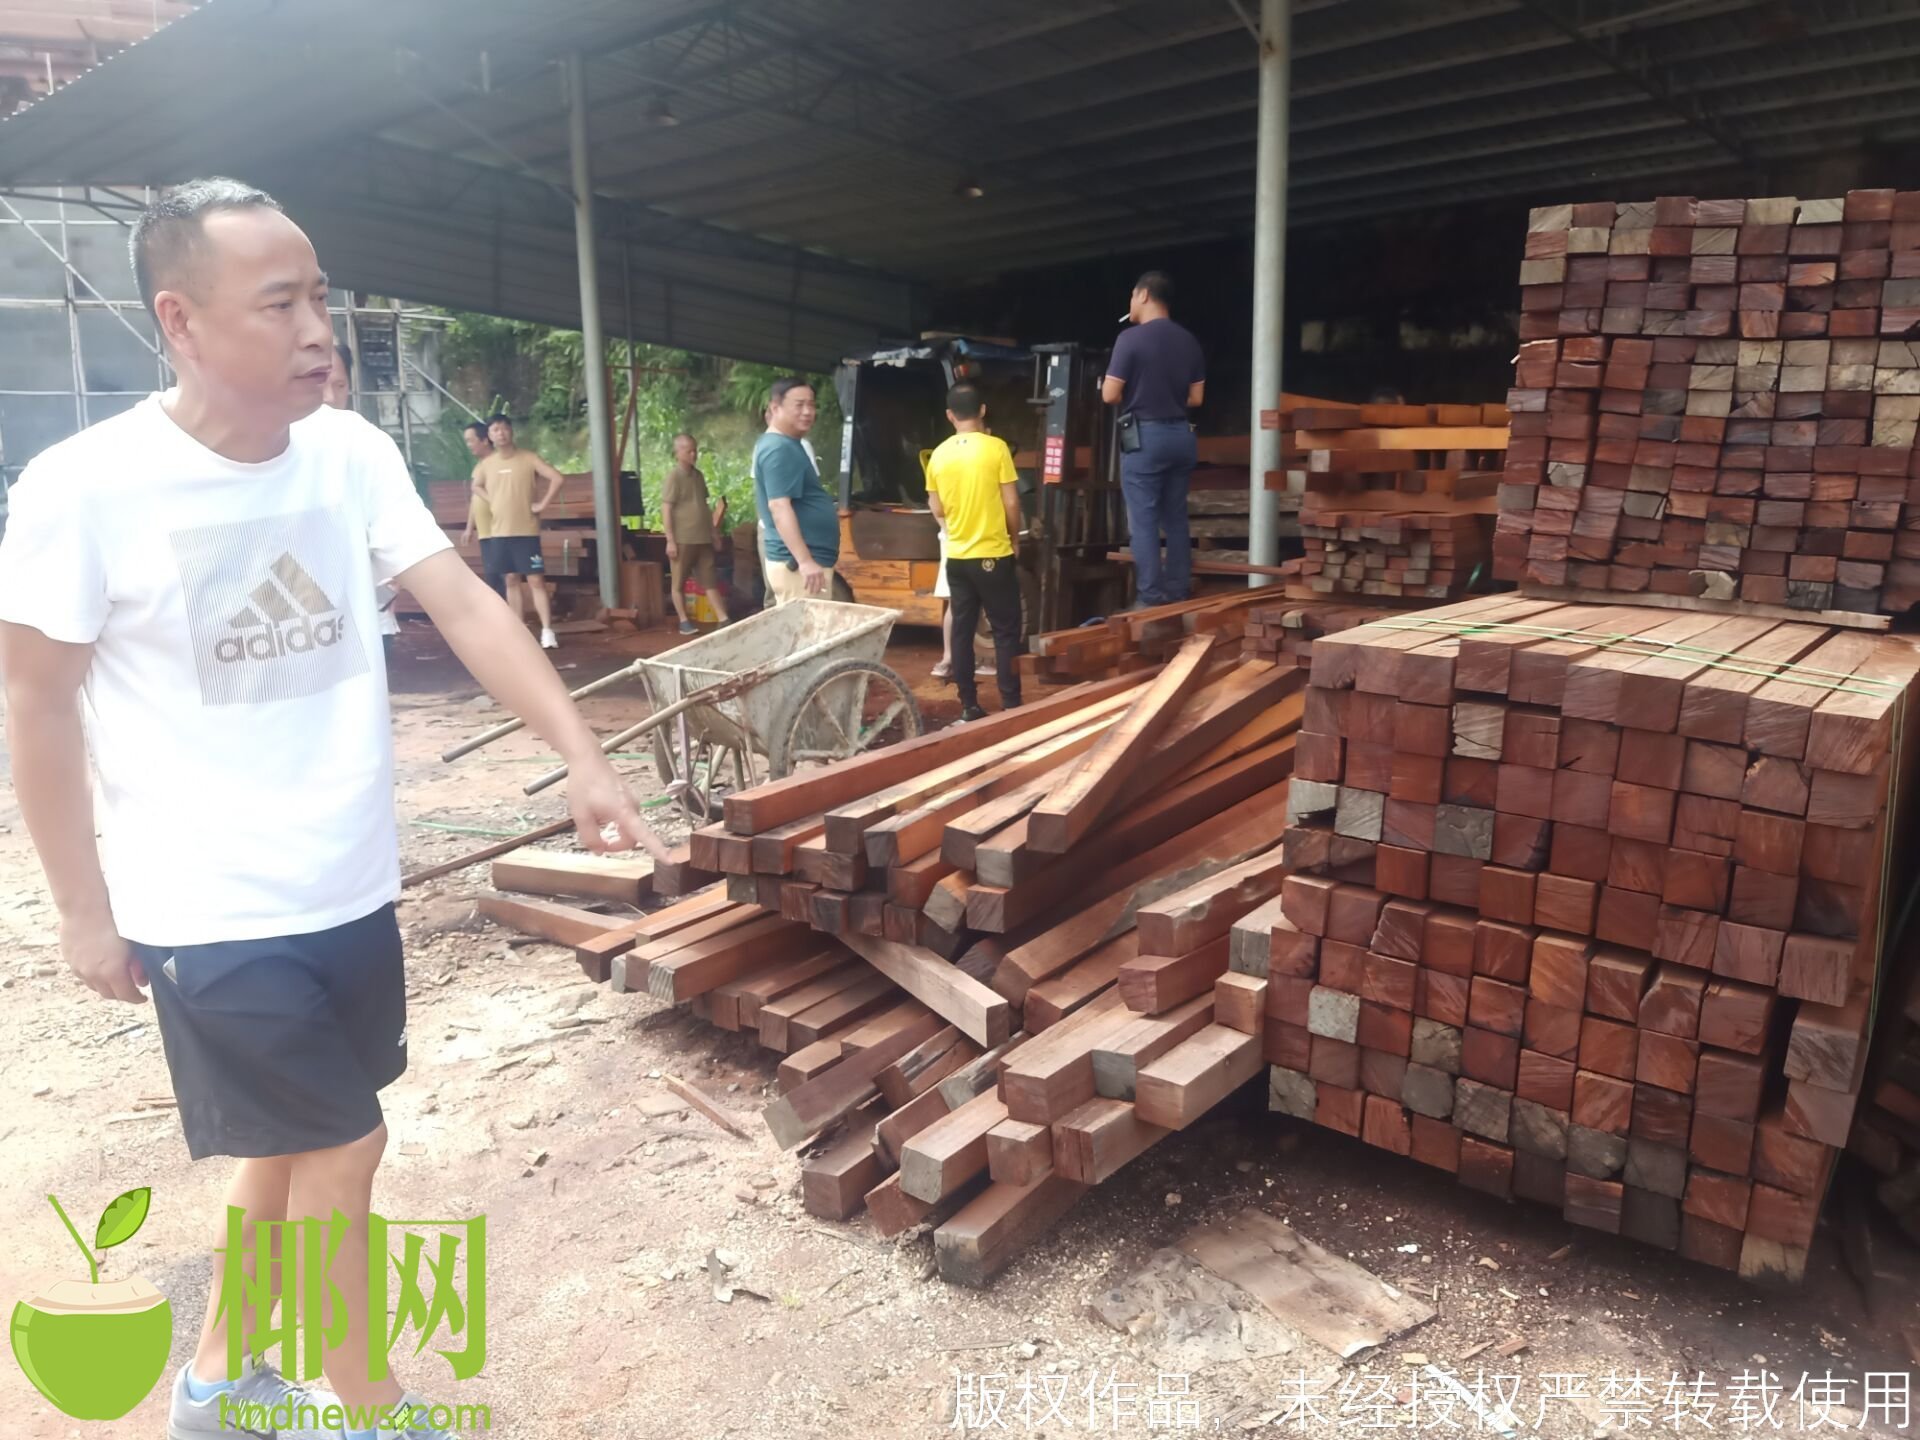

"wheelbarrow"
[443,599,924,821]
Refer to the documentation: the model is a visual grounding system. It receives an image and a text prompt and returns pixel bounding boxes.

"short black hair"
[488,414,514,429]
[465,420,491,440]
[130,177,283,316]
[1133,270,1173,306]
[769,375,814,407]
[333,339,353,375]
[946,382,984,419]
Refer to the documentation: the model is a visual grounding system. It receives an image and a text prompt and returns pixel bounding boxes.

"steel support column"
[1247,0,1290,582]
[567,51,621,608]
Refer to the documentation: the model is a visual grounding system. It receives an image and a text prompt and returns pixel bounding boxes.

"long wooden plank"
[998,989,1136,1124]
[761,1009,948,1148]
[757,960,867,1051]
[1133,845,1290,957]
[991,780,1292,1002]
[725,672,1153,834]
[1115,936,1232,1015]
[971,725,1299,912]
[1052,1097,1170,1183]
[971,676,1303,891]
[899,1090,1008,1202]
[727,947,852,1029]
[476,895,620,948]
[1024,937,1134,1031]
[823,688,1142,854]
[1134,1024,1261,1129]
[860,709,1122,866]
[749,815,828,874]
[1028,636,1218,853]
[839,932,1013,1048]
[490,849,654,903]
[1091,994,1215,1099]
[934,1175,1090,1286]
[648,913,818,1003]
[876,1027,972,1108]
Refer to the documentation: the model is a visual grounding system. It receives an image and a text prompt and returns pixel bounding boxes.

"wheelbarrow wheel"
[768,657,924,779]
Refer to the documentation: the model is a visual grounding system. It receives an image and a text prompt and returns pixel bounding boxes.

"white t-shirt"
[0,394,451,946]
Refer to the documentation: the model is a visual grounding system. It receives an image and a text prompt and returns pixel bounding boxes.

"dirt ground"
[2,618,1918,1440]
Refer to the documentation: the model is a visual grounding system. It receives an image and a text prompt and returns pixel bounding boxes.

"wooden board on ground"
[491,849,656,903]
[1177,1208,1435,1358]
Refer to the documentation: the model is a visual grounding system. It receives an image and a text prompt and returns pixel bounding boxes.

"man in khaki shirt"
[662,431,731,633]
[473,414,564,648]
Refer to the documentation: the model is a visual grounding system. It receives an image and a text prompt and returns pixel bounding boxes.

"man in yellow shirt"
[926,382,1023,720]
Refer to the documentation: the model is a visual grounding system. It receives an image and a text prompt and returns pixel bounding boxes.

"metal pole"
[567,52,621,609]
[1246,0,1290,583]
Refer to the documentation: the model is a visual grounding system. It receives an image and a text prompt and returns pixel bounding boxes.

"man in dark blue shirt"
[1103,270,1206,606]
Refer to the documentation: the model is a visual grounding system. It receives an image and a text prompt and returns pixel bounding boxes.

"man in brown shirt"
[474,414,565,648]
[661,431,731,633]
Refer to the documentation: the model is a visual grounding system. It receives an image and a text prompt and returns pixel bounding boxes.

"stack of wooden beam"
[1847,950,1920,1244]
[1264,403,1508,601]
[631,650,1306,1280]
[1265,592,1920,1279]
[1493,193,1920,616]
[1021,591,1273,683]
[1240,599,1410,670]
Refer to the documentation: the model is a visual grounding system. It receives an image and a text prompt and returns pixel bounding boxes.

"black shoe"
[959,705,988,723]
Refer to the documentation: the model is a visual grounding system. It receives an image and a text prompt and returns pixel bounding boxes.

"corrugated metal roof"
[3,0,1917,361]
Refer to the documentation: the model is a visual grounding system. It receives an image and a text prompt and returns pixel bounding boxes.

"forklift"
[830,335,1129,634]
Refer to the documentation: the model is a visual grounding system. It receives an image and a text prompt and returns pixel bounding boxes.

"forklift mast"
[1029,342,1128,631]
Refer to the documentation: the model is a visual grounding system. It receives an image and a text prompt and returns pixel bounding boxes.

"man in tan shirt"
[473,414,564,648]
[662,431,731,633]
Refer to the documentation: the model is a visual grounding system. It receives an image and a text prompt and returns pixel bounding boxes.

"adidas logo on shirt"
[214,553,346,665]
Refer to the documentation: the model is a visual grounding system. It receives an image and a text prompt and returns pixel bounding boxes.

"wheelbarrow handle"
[439,658,647,762]
[519,609,898,797]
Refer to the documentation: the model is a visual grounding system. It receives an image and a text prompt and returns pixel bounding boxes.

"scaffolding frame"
[0,185,451,507]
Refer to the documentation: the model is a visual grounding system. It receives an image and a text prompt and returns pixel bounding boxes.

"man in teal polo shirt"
[752,376,839,605]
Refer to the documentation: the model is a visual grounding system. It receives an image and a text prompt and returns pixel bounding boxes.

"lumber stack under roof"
[1268,591,1920,1279]
[1493,192,1920,616]
[1240,599,1409,671]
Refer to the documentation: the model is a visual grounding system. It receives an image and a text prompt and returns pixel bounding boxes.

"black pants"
[948,555,1023,710]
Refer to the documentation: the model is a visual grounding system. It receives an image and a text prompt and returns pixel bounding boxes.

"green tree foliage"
[424,310,840,526]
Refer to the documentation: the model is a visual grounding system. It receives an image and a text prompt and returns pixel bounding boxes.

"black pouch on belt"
[1116,409,1142,454]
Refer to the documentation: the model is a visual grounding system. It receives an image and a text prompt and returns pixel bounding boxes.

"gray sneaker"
[168,1355,345,1439]
[385,1392,456,1438]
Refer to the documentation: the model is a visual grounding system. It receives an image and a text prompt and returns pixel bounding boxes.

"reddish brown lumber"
[1134,1024,1262,1129]
[1117,936,1232,1014]
[1024,936,1135,1031]
[997,990,1133,1123]
[727,672,1152,833]
[934,1174,1089,1286]
[1135,845,1292,956]
[986,1118,1055,1186]
[899,1090,1008,1202]
[1051,1097,1168,1183]
[646,913,816,1003]
[762,1009,947,1148]
[1028,637,1218,852]
[992,780,1292,1000]
[800,1116,886,1220]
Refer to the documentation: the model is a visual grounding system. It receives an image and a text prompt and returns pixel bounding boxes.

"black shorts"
[137,905,408,1160]
[481,534,544,580]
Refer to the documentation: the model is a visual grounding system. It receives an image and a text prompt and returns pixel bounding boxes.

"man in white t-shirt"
[0,179,657,1440]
